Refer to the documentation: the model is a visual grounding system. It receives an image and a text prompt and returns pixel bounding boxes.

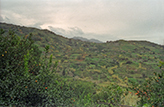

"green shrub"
[0,29,74,106]
[128,78,138,83]
[129,61,164,106]
[93,83,126,106]
[69,80,96,99]
[0,29,44,106]
[68,80,97,106]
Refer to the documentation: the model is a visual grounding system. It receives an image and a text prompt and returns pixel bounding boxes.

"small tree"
[0,29,74,106]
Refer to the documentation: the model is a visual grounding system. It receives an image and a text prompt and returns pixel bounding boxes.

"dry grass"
[120,92,140,107]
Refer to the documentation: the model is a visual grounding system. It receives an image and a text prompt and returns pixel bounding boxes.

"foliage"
[93,83,126,106]
[1,23,164,84]
[128,61,164,106]
[0,29,74,106]
[67,80,96,106]
[128,78,138,83]
[1,23,164,106]
[69,80,96,99]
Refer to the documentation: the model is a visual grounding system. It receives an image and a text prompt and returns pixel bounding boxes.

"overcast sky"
[0,0,164,44]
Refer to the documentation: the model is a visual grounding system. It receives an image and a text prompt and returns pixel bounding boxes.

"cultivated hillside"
[1,22,164,86]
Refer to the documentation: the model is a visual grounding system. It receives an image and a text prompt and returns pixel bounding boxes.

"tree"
[0,29,74,106]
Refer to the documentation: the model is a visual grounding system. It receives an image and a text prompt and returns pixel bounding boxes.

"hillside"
[1,22,164,86]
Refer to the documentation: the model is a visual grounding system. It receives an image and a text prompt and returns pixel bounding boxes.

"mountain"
[1,22,164,86]
[72,36,103,43]
[90,38,103,43]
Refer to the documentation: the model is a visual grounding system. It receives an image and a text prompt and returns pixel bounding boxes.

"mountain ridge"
[1,22,162,45]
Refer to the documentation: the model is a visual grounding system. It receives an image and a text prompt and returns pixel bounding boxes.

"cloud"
[30,23,44,29]
[47,26,118,42]
[48,26,85,37]
[68,27,84,35]
[0,15,4,22]
[1,0,164,44]
[48,26,67,36]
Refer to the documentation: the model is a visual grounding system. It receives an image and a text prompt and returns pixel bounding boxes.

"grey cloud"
[30,23,44,29]
[1,0,164,44]
[0,15,11,23]
[4,16,10,21]
[48,26,66,36]
[0,15,4,22]
[48,26,118,42]
[1,0,56,24]
[48,26,84,38]
[68,27,84,35]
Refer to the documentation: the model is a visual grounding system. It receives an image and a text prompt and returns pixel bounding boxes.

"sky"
[0,0,164,44]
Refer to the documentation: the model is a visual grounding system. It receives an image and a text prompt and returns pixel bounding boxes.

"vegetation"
[128,61,164,106]
[1,23,163,85]
[0,23,164,106]
[0,29,74,106]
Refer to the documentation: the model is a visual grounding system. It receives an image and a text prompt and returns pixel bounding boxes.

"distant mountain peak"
[72,36,103,43]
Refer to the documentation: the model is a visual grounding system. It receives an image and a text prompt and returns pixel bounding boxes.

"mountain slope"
[1,22,164,85]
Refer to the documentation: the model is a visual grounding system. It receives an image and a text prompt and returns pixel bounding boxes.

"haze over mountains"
[1,0,164,45]
[72,36,103,43]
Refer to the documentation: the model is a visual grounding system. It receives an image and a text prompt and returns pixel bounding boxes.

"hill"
[0,22,164,86]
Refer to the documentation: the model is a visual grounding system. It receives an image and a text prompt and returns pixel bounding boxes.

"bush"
[0,29,44,106]
[93,83,126,106]
[129,61,164,107]
[69,80,96,99]
[128,78,138,83]
[0,29,74,106]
